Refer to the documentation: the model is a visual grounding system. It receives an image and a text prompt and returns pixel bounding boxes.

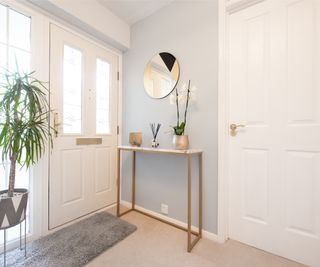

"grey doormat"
[0,212,136,267]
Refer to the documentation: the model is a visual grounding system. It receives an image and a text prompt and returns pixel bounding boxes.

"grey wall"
[122,1,218,233]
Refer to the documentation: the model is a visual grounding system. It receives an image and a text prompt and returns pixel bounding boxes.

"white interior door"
[228,0,320,266]
[49,24,118,229]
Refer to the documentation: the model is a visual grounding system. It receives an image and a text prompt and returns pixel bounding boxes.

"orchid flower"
[169,80,196,135]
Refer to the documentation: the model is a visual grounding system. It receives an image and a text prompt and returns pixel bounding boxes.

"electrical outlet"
[161,204,168,215]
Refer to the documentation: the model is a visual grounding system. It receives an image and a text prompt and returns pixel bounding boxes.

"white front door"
[228,0,320,266]
[49,24,118,229]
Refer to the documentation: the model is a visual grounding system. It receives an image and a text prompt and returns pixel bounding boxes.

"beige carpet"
[87,207,305,267]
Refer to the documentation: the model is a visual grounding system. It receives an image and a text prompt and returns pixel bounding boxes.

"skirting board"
[120,200,219,243]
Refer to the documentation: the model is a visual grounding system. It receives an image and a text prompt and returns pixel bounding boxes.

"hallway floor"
[86,207,305,267]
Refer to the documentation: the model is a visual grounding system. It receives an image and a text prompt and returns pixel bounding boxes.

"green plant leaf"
[0,69,52,195]
[171,121,185,135]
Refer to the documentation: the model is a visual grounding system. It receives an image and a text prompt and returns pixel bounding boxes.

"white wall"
[25,0,130,51]
[122,1,218,233]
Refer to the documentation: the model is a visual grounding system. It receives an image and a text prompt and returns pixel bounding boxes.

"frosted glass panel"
[96,58,110,134]
[0,163,6,191]
[0,44,6,87]
[0,5,6,43]
[63,45,82,134]
[0,43,6,68]
[0,4,31,243]
[8,9,30,51]
[8,47,30,74]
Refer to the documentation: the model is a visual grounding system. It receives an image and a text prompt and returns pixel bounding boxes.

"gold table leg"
[187,154,192,252]
[187,153,203,252]
[132,151,136,209]
[116,148,121,217]
[116,149,203,253]
[117,150,136,217]
[199,153,203,238]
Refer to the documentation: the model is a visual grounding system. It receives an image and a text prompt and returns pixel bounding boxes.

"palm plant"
[0,70,51,197]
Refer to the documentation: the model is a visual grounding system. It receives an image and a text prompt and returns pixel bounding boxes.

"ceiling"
[97,0,174,25]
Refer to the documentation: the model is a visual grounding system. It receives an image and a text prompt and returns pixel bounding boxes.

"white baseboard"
[0,202,219,254]
[120,200,219,242]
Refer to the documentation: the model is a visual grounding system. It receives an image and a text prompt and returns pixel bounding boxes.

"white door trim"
[0,0,123,239]
[217,0,267,243]
[217,0,229,243]
[226,0,265,13]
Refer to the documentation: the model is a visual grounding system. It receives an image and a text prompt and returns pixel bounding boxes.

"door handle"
[53,112,61,137]
[230,123,246,136]
[53,112,72,137]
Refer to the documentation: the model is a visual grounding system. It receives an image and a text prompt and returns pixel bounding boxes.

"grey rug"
[0,212,136,267]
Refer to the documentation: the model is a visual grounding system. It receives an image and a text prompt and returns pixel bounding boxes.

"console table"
[116,145,203,252]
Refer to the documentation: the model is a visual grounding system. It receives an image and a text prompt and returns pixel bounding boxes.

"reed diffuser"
[150,123,161,148]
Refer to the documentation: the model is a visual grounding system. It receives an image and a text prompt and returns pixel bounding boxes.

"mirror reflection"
[144,52,180,99]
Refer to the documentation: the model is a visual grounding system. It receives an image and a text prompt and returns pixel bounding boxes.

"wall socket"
[161,204,169,215]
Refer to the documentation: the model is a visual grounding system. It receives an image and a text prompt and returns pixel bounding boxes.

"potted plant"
[0,70,51,230]
[170,80,196,150]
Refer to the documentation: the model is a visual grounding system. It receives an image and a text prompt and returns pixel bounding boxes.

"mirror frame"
[143,52,180,99]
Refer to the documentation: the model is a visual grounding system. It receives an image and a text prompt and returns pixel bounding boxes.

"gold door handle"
[54,112,62,137]
[230,123,246,136]
[53,112,72,137]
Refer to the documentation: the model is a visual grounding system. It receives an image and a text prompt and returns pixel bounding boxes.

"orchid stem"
[175,87,180,128]
[183,80,191,135]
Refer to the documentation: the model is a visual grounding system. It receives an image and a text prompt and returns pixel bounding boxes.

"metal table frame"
[116,146,203,252]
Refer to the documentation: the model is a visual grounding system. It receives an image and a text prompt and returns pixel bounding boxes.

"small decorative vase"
[129,132,142,147]
[173,135,189,150]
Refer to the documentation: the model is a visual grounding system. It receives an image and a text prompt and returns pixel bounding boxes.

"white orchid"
[189,85,197,101]
[169,80,197,136]
[169,82,197,105]
[178,93,187,104]
[169,91,185,104]
[178,82,188,94]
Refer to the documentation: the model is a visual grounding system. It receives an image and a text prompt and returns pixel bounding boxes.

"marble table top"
[118,145,203,155]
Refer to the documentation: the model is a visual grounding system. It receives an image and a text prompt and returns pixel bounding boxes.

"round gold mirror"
[143,52,180,99]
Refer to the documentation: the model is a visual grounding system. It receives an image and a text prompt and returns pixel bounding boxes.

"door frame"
[0,0,123,243]
[0,0,50,249]
[217,0,266,243]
